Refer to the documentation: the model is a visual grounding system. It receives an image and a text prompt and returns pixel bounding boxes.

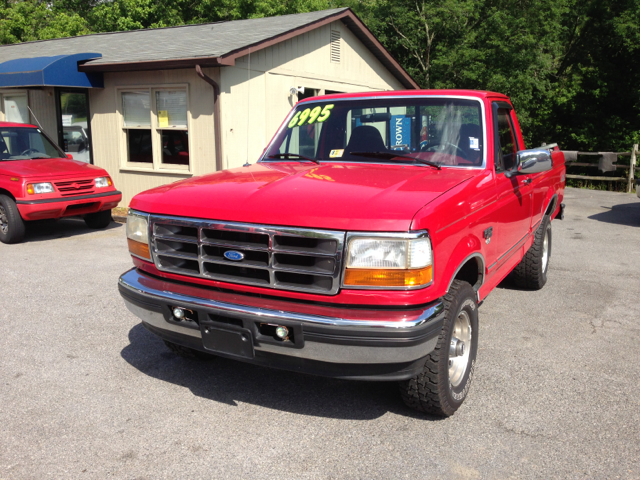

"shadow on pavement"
[587,202,640,227]
[23,217,122,242]
[121,323,440,421]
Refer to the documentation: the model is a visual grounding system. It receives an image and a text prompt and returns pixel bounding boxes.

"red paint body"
[0,122,121,221]
[130,90,565,308]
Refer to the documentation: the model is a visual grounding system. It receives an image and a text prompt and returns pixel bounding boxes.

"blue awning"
[0,52,103,88]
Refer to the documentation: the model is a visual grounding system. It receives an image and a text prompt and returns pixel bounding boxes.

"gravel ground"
[1,187,639,480]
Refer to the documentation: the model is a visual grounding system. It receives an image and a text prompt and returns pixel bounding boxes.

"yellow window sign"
[288,104,334,128]
[158,110,169,128]
[329,149,344,158]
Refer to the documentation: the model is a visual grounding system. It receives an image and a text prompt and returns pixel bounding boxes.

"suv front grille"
[149,215,345,295]
[54,179,95,196]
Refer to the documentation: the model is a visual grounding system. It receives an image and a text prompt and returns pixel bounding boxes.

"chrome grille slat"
[150,216,345,295]
[199,240,269,251]
[154,234,199,243]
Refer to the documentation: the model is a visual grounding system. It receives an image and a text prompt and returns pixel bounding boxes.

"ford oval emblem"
[224,250,245,261]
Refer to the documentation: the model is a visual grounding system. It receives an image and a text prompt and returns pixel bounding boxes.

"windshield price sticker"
[288,104,334,128]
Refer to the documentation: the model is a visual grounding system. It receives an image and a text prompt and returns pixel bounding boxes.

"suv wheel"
[84,210,113,229]
[0,195,26,244]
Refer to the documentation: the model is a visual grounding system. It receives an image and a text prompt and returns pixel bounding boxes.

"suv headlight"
[95,176,113,188]
[126,210,151,260]
[26,182,54,194]
[343,234,433,288]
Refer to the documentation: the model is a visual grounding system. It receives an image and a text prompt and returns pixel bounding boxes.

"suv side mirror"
[506,149,552,177]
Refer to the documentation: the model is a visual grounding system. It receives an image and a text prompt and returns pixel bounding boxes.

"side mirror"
[66,153,74,159]
[506,149,552,177]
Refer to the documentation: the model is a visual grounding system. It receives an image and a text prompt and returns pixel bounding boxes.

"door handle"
[523,177,532,186]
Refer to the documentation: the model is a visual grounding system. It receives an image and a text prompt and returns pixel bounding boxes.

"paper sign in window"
[469,137,479,150]
[158,110,169,128]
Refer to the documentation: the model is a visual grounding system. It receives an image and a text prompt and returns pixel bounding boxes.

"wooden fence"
[561,144,638,193]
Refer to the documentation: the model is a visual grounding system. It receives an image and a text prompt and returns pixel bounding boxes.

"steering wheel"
[421,142,468,159]
[20,148,40,156]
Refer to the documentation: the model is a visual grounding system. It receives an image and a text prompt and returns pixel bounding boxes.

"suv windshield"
[263,97,484,167]
[0,127,64,161]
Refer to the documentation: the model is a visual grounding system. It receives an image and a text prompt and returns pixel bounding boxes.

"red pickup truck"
[118,90,565,416]
[0,122,122,244]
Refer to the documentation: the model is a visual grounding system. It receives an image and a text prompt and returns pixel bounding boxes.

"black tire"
[84,209,113,229]
[163,340,216,360]
[0,194,26,244]
[512,216,552,290]
[399,280,478,416]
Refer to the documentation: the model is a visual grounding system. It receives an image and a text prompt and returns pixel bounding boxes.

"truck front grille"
[149,215,345,295]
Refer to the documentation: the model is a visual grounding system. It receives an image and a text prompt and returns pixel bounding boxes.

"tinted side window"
[494,106,519,172]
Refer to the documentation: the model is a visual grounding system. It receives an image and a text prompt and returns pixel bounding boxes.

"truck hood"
[130,162,476,231]
[0,158,107,179]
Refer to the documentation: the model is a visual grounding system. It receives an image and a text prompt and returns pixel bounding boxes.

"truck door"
[487,102,533,272]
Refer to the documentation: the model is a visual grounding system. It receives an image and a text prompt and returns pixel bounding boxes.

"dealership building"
[0,8,417,205]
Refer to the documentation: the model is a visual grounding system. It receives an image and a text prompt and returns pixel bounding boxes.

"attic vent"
[330,30,341,63]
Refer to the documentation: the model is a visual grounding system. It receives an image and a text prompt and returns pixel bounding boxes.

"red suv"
[0,122,121,243]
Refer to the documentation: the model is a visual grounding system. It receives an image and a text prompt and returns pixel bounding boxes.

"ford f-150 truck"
[118,90,565,416]
[0,121,122,244]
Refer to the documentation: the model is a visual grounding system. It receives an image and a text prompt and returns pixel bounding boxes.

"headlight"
[343,235,433,288]
[126,210,151,260]
[26,182,54,195]
[95,177,113,188]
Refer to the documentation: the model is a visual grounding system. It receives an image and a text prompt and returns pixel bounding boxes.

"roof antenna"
[27,106,44,130]
[243,48,251,167]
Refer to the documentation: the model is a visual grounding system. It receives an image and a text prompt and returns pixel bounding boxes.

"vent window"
[330,30,341,63]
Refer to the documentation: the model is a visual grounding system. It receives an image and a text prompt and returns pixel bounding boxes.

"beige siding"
[221,21,405,168]
[27,88,57,138]
[89,67,220,205]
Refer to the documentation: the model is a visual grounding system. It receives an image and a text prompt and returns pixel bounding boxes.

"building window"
[1,93,29,123]
[120,87,190,171]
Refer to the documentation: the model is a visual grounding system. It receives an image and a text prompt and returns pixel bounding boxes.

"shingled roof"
[0,8,418,89]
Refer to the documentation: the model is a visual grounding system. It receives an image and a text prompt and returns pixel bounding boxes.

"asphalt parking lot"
[1,187,639,479]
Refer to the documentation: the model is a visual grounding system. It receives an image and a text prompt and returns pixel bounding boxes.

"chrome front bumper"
[118,268,445,380]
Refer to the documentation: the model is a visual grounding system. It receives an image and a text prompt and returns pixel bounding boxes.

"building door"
[2,93,29,123]
[56,88,92,163]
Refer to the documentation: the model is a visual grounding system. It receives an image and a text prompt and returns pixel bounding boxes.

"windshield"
[263,97,484,167]
[0,127,64,161]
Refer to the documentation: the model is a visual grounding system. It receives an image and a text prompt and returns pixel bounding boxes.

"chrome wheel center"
[542,228,549,273]
[449,310,472,388]
[0,205,8,234]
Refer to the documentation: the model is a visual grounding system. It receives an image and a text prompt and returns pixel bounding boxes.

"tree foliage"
[1,0,638,151]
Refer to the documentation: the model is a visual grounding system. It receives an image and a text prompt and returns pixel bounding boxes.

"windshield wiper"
[267,153,320,165]
[350,151,441,170]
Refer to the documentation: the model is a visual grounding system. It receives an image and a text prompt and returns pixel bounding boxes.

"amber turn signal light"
[344,266,433,287]
[127,238,151,260]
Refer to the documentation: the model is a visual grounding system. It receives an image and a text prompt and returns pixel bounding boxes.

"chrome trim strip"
[487,231,531,272]
[446,253,486,292]
[119,268,441,330]
[260,95,488,170]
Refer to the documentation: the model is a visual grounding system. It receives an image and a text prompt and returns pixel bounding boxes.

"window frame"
[492,101,520,174]
[117,84,192,175]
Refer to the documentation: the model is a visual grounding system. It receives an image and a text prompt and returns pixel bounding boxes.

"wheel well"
[450,256,484,292]
[0,188,16,202]
[544,195,558,217]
